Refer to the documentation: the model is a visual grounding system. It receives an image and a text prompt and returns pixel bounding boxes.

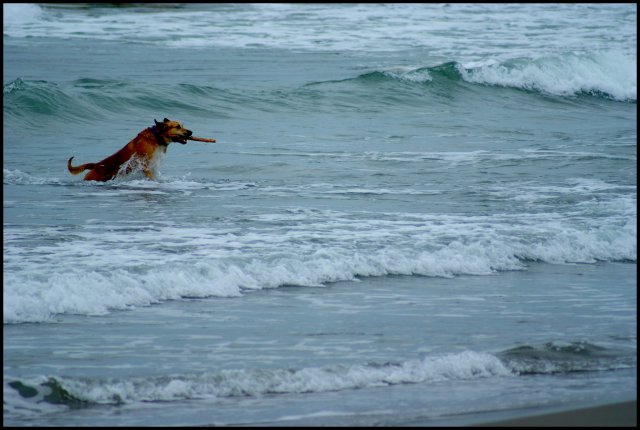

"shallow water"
[3,3,636,426]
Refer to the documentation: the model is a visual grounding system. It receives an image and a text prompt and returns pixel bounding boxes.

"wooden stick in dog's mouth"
[188,136,216,143]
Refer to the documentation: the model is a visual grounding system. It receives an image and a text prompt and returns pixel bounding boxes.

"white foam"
[3,4,635,61]
[3,3,43,28]
[327,150,635,166]
[380,67,433,83]
[4,195,636,323]
[458,51,637,101]
[37,351,511,403]
[3,168,65,185]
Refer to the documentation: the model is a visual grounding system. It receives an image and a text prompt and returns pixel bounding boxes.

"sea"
[3,3,637,427]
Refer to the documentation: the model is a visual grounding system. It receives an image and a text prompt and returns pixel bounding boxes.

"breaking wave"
[4,51,635,133]
[347,52,636,102]
[5,340,632,416]
[3,351,512,409]
[4,181,635,323]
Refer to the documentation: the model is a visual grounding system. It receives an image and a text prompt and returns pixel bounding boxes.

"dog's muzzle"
[173,130,192,144]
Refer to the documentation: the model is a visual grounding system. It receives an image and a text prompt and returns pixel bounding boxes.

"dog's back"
[67,119,192,182]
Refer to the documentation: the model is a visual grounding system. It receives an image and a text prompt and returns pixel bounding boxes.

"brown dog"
[67,118,192,181]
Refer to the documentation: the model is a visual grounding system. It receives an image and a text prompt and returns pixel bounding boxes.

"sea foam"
[458,51,637,101]
[2,3,43,28]
[5,350,511,406]
[4,4,635,63]
[4,200,636,324]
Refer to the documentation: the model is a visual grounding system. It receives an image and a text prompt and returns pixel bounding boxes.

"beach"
[473,400,637,427]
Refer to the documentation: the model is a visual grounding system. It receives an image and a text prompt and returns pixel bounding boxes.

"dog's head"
[154,118,192,144]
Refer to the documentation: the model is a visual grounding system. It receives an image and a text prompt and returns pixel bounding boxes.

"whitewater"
[4,3,636,427]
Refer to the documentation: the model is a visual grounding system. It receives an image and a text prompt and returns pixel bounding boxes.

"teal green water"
[3,3,636,426]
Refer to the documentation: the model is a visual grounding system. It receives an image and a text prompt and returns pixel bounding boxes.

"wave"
[4,51,634,130]
[338,52,636,102]
[5,341,632,416]
[3,78,100,124]
[2,3,43,26]
[4,4,636,58]
[4,170,637,324]
[3,240,633,324]
[4,193,636,323]
[497,341,637,375]
[458,52,636,102]
[2,351,511,409]
[3,78,227,127]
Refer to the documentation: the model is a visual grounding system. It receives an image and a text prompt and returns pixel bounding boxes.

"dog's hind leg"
[67,156,96,175]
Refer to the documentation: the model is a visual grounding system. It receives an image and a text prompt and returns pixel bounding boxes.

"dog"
[67,118,192,181]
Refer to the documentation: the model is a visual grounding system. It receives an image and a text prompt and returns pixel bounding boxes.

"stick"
[188,136,216,142]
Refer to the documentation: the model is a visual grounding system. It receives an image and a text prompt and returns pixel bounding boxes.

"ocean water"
[3,3,636,426]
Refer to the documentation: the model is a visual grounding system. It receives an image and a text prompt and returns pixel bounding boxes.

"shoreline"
[469,399,637,427]
[229,399,638,427]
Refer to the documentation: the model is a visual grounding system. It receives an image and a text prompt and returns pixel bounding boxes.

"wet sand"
[472,400,637,427]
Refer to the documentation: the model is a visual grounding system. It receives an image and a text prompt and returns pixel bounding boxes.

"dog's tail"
[67,157,96,175]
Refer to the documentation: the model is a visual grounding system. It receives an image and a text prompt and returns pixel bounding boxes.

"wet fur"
[67,118,192,182]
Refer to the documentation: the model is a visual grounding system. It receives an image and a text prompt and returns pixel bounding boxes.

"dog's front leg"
[143,168,155,180]
[138,157,155,180]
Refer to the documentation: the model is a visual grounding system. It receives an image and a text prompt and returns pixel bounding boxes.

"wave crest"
[7,340,631,411]
[4,50,634,130]
[498,341,636,375]
[459,51,636,101]
[4,207,635,324]
[5,351,510,406]
[349,52,636,102]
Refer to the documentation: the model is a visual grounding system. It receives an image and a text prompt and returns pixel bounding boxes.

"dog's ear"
[163,118,170,123]
[154,119,167,131]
